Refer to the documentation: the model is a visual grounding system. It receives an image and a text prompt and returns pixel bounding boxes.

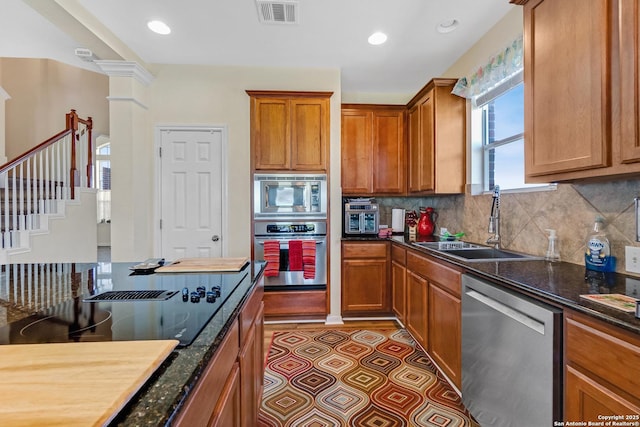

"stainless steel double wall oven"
[253,173,327,291]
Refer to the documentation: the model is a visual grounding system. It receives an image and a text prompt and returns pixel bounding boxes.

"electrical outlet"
[625,246,640,274]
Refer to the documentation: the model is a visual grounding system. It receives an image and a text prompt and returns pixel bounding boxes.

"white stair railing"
[0,110,93,249]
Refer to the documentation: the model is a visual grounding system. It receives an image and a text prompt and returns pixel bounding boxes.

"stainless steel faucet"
[486,185,501,248]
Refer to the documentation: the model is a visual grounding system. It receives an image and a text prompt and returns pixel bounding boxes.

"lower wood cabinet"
[564,310,640,421]
[405,268,428,348]
[175,279,264,427]
[391,244,407,324]
[404,247,462,389]
[341,241,391,316]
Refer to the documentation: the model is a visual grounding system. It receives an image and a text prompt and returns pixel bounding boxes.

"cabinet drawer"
[407,251,461,297]
[391,244,406,265]
[565,311,640,401]
[342,242,388,259]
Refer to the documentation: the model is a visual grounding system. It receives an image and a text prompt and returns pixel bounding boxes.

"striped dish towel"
[288,240,303,271]
[302,240,316,279]
[263,240,280,277]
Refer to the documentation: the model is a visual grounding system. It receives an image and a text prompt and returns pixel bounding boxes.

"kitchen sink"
[412,241,542,262]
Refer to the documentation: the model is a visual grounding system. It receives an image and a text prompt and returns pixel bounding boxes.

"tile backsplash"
[377,179,640,275]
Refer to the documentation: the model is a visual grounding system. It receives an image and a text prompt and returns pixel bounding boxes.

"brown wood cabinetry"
[341,241,391,316]
[519,0,640,181]
[391,244,407,324]
[341,105,405,195]
[406,78,465,194]
[405,247,462,389]
[248,91,331,171]
[175,280,264,426]
[564,310,640,421]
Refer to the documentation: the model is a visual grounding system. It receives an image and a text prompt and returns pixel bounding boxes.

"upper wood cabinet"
[248,91,332,172]
[518,0,640,181]
[341,105,406,195]
[406,78,466,194]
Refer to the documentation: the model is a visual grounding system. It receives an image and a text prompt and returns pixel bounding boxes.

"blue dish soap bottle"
[585,216,616,272]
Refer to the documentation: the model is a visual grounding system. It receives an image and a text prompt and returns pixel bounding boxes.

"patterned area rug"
[258,329,479,427]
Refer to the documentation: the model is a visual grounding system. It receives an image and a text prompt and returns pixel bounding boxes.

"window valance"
[451,35,523,102]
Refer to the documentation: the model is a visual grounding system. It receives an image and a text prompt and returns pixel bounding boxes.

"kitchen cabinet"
[174,320,241,426]
[406,268,428,349]
[247,91,332,172]
[517,0,640,181]
[406,78,465,194]
[341,241,391,316]
[405,247,462,388]
[175,280,264,426]
[564,310,640,421]
[341,105,405,195]
[391,244,407,324]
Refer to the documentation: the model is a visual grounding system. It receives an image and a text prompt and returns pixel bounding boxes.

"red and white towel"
[263,240,280,277]
[288,240,303,271]
[302,240,316,279]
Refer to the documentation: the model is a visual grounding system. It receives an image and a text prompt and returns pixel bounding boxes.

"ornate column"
[94,61,154,262]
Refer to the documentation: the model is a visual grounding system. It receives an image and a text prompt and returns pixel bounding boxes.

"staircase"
[0,110,98,264]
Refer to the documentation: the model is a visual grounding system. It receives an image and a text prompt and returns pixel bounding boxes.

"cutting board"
[0,339,178,427]
[156,257,249,273]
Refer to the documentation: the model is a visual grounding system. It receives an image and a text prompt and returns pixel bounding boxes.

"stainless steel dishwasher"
[461,274,563,427]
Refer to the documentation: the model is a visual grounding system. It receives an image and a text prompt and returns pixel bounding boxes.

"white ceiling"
[1,0,515,96]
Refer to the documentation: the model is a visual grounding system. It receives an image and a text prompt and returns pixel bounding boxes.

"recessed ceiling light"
[436,19,459,34]
[368,31,388,45]
[147,20,171,35]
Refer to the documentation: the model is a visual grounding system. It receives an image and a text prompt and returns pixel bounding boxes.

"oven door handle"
[255,240,324,246]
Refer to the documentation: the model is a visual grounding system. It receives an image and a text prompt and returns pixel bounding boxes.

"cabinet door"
[524,0,611,177]
[391,260,406,324]
[341,110,373,193]
[372,110,405,194]
[417,93,435,192]
[407,105,421,192]
[565,366,640,422]
[342,259,390,314]
[253,98,290,170]
[239,322,258,427]
[428,283,461,389]
[406,270,428,349]
[254,302,265,404]
[210,363,241,427]
[290,98,328,170]
[619,0,640,163]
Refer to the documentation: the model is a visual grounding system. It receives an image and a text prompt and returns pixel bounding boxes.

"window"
[470,77,552,193]
[95,138,111,222]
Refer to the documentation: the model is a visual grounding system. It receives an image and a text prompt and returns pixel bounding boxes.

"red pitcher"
[418,207,437,236]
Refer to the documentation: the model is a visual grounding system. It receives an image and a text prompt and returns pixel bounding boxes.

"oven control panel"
[266,224,315,233]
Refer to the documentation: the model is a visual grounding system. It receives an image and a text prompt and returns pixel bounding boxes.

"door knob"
[211,235,220,242]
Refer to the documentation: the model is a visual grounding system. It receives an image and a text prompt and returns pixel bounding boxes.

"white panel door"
[160,129,223,259]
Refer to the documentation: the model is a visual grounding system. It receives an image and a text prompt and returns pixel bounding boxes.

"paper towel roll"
[392,209,405,232]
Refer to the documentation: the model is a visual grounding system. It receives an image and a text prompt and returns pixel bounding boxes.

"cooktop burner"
[0,264,249,347]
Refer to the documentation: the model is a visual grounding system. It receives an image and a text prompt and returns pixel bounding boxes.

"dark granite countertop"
[344,235,640,335]
[0,260,266,426]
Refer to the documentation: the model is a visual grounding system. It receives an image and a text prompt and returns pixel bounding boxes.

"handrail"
[0,109,93,249]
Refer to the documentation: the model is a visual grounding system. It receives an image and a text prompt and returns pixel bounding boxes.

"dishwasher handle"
[465,289,546,335]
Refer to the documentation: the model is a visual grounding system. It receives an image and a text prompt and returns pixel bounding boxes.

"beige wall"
[0,58,109,160]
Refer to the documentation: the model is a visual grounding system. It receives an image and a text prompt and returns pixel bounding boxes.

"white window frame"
[468,72,556,195]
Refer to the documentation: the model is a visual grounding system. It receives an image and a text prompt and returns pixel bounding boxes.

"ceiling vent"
[255,0,299,24]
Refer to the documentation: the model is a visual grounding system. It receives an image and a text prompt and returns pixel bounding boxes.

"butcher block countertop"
[0,260,266,427]
[0,340,178,426]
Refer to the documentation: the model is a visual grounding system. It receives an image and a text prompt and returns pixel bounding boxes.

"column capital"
[94,61,155,86]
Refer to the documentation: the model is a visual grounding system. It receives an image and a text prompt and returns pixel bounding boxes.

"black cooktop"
[0,263,249,347]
